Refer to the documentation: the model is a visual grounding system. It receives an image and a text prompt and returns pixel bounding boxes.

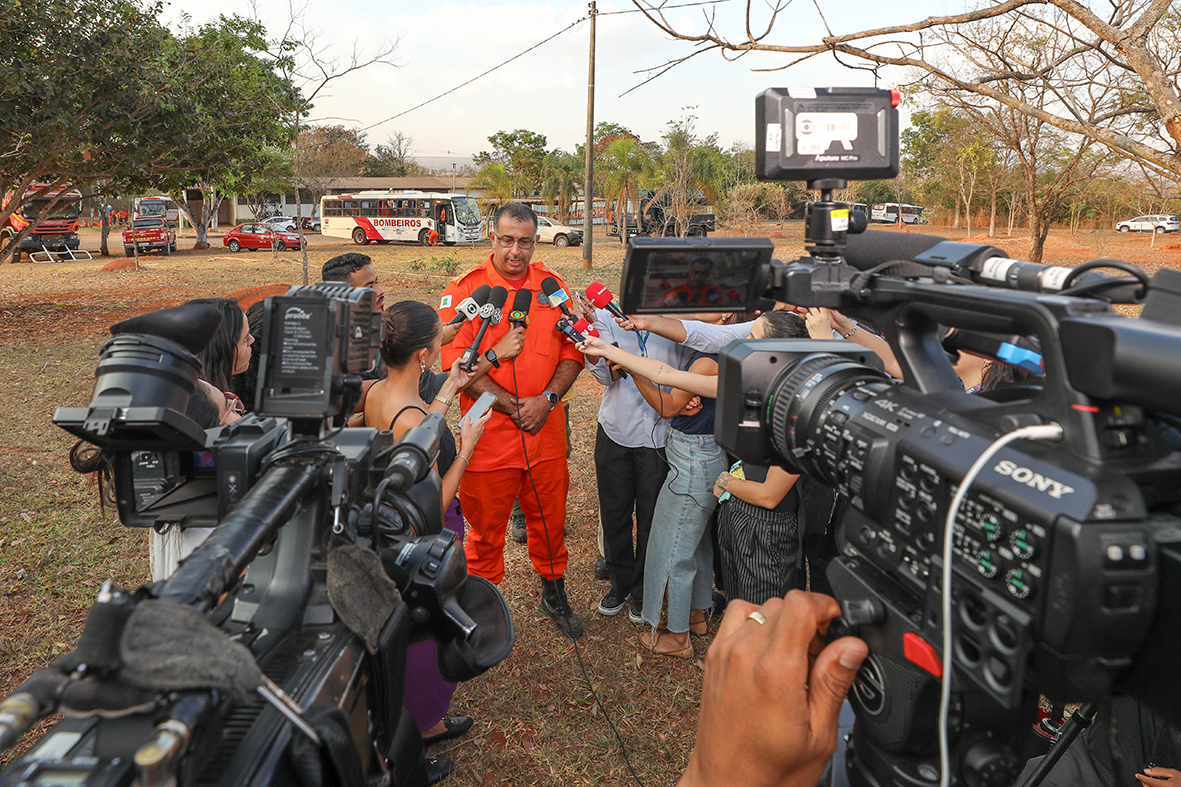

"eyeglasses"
[493,235,535,250]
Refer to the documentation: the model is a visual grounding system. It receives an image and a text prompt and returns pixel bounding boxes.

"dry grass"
[3,223,1177,783]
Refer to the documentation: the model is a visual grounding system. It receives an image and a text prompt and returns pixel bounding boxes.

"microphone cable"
[508,339,647,787]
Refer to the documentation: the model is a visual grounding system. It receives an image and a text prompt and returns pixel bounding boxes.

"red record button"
[903,632,943,677]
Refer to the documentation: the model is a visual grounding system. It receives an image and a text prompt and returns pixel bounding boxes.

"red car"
[222,222,306,252]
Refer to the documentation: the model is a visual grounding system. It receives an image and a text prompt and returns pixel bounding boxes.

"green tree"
[2,0,171,262]
[599,137,657,243]
[656,112,724,236]
[299,124,371,215]
[470,163,518,225]
[155,15,291,250]
[540,150,582,223]
[474,130,549,193]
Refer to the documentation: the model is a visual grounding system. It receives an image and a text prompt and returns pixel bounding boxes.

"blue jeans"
[642,429,727,633]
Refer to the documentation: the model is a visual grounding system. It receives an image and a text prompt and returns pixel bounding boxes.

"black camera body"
[1,284,514,787]
[620,87,1181,786]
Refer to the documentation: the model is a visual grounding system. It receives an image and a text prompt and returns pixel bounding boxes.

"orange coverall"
[439,255,583,583]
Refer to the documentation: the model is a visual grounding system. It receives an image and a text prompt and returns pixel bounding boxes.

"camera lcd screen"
[620,237,774,314]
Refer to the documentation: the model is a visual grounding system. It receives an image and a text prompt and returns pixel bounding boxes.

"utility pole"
[582,0,597,269]
[452,162,457,193]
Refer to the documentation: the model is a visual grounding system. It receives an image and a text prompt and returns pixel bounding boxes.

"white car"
[535,216,583,247]
[262,216,298,232]
[1116,214,1179,233]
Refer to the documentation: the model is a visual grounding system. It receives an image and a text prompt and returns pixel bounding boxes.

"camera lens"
[765,353,890,484]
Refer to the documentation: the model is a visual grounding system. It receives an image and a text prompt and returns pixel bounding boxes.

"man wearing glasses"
[438,203,586,637]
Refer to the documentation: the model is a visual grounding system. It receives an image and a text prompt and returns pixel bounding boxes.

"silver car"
[536,216,583,247]
[1116,214,1179,233]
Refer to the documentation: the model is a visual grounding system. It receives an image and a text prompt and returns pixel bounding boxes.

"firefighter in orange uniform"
[439,203,585,637]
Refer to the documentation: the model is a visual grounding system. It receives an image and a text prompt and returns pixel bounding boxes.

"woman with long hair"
[363,300,506,781]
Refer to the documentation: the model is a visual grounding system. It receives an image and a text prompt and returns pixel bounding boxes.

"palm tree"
[469,162,516,230]
[599,138,655,244]
[540,150,581,223]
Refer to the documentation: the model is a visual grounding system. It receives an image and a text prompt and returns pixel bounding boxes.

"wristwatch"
[484,348,501,368]
[542,390,559,409]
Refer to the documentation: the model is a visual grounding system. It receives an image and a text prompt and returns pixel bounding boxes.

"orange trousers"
[459,458,569,583]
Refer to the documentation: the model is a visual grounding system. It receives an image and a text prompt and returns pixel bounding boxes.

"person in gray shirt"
[586,307,689,624]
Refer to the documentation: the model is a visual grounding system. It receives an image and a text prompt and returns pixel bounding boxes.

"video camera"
[0,283,514,787]
[621,87,1181,787]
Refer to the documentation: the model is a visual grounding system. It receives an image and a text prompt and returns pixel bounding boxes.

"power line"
[359,17,587,132]
[358,0,728,134]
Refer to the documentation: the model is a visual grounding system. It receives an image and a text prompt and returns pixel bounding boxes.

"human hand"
[678,395,703,417]
[616,314,650,332]
[458,402,494,453]
[440,321,463,346]
[446,356,479,392]
[576,335,611,358]
[1138,767,1181,784]
[573,291,597,324]
[826,309,855,335]
[678,592,868,787]
[804,308,835,340]
[510,394,552,435]
[713,471,732,499]
[492,326,526,362]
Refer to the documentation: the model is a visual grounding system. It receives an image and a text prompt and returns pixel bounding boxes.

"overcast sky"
[164,0,932,165]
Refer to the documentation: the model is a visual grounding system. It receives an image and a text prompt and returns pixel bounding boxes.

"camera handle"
[1015,702,1099,787]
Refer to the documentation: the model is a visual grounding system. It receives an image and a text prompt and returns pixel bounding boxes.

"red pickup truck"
[122,218,177,256]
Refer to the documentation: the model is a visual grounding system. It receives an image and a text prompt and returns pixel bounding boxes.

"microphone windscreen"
[540,277,561,296]
[471,284,492,305]
[488,286,509,309]
[586,282,613,308]
[572,318,598,338]
[843,230,946,271]
[511,287,533,317]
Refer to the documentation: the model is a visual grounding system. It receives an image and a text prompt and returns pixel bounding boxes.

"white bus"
[320,191,482,246]
[870,203,926,224]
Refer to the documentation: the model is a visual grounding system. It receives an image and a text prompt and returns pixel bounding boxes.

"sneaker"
[597,587,629,616]
[510,511,527,544]
[540,577,584,638]
[593,555,609,581]
[628,601,644,625]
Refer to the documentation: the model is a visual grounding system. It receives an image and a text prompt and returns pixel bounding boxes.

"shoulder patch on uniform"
[439,294,453,309]
[449,260,490,286]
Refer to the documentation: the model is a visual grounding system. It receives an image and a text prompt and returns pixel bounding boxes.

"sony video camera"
[0,283,514,787]
[620,87,1181,787]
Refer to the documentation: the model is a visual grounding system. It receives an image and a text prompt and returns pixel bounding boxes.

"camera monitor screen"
[620,237,774,314]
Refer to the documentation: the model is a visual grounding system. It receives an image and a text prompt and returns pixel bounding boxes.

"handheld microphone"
[572,318,599,339]
[459,286,508,371]
[508,288,532,330]
[555,317,586,344]
[540,276,579,321]
[585,282,628,324]
[448,284,492,325]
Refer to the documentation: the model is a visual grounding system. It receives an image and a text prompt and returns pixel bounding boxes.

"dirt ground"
[1,221,1179,785]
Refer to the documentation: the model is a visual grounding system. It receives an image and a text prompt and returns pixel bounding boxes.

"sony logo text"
[993,459,1074,499]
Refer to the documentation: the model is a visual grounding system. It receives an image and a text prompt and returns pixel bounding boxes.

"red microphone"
[585,282,628,324]
[572,318,599,338]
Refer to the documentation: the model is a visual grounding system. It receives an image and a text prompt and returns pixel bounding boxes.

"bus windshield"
[450,197,480,226]
[21,201,81,221]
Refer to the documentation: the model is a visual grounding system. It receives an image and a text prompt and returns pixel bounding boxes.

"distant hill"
[417,155,476,171]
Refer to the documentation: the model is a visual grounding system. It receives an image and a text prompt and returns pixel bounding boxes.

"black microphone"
[447,284,492,325]
[508,287,532,330]
[843,230,1144,303]
[540,276,579,321]
[555,317,586,344]
[459,286,508,371]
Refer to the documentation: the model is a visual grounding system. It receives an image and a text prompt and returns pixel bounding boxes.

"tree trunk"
[988,190,997,237]
[100,211,110,256]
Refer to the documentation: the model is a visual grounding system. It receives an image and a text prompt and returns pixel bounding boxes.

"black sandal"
[422,715,473,747]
